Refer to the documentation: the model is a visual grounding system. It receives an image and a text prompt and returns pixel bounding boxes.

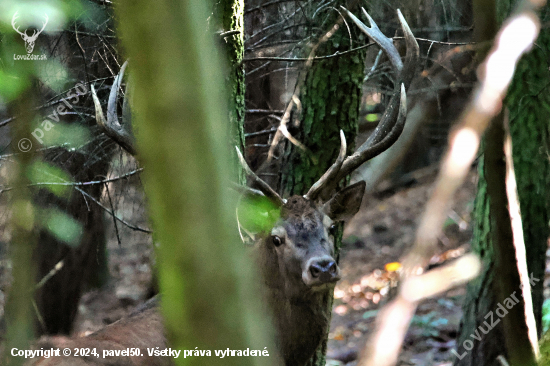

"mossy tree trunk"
[505,4,550,337]
[279,3,366,365]
[115,1,274,365]
[214,0,246,182]
[454,3,550,365]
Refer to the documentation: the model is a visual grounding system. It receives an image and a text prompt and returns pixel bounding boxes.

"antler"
[305,130,347,200]
[306,8,419,200]
[28,14,48,41]
[235,147,286,206]
[92,60,136,155]
[11,12,26,37]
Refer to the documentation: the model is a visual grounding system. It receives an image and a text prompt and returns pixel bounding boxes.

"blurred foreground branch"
[115,1,276,365]
[357,1,546,365]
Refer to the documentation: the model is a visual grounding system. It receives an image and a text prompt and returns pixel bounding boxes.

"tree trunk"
[3,87,38,366]
[216,0,246,154]
[454,3,550,365]
[279,3,365,364]
[505,4,550,336]
[115,1,275,365]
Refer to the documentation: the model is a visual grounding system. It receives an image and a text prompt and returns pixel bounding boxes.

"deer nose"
[309,260,338,282]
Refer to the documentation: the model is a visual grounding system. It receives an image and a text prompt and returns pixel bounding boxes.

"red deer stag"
[23,8,418,366]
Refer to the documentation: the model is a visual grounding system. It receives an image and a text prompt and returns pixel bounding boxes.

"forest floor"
[325,168,477,366]
[70,167,480,366]
[5,165,542,365]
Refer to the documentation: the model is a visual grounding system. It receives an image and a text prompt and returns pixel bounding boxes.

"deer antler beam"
[336,83,407,181]
[350,8,418,148]
[235,147,285,206]
[92,60,136,155]
[308,10,418,198]
[305,130,347,201]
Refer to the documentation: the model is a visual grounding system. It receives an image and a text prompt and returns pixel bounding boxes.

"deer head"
[236,135,366,297]
[12,11,49,54]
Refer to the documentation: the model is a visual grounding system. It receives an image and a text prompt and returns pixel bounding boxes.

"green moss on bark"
[279,4,366,365]
[506,8,550,334]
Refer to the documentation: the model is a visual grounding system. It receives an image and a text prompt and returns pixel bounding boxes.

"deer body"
[21,7,418,366]
[28,301,170,366]
[253,191,364,365]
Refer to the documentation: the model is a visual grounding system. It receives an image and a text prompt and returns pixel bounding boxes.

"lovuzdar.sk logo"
[12,11,49,60]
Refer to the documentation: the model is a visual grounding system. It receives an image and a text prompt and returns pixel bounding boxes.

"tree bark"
[505,4,550,336]
[214,0,246,182]
[279,3,365,364]
[3,86,38,366]
[454,2,550,365]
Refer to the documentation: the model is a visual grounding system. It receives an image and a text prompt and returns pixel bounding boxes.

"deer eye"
[272,236,284,247]
[329,224,337,236]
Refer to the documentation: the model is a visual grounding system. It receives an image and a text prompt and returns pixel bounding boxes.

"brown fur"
[256,183,365,365]
[27,301,170,366]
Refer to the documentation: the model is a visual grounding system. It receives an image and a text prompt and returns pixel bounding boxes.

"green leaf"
[40,208,82,247]
[237,194,280,233]
[365,113,379,123]
[37,122,91,150]
[27,160,72,198]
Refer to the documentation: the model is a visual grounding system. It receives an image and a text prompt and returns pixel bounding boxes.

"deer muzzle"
[302,256,341,287]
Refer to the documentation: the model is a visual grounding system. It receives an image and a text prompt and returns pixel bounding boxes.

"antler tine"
[362,9,419,147]
[107,60,128,124]
[122,75,133,133]
[91,84,107,129]
[335,83,407,181]
[235,147,285,206]
[340,7,403,72]
[305,130,347,201]
[316,9,418,188]
[396,9,418,87]
[12,11,25,36]
[92,60,136,155]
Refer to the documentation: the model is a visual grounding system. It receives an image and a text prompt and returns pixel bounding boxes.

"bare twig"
[74,186,152,233]
[266,19,343,162]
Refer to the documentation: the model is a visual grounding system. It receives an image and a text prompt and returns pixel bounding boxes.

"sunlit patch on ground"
[327,169,477,365]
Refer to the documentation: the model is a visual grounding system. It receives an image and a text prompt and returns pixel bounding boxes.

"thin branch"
[0,168,143,194]
[244,43,373,62]
[74,186,152,233]
[246,109,284,114]
[245,128,278,138]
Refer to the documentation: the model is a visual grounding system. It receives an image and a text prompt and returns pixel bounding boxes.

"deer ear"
[322,181,366,221]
